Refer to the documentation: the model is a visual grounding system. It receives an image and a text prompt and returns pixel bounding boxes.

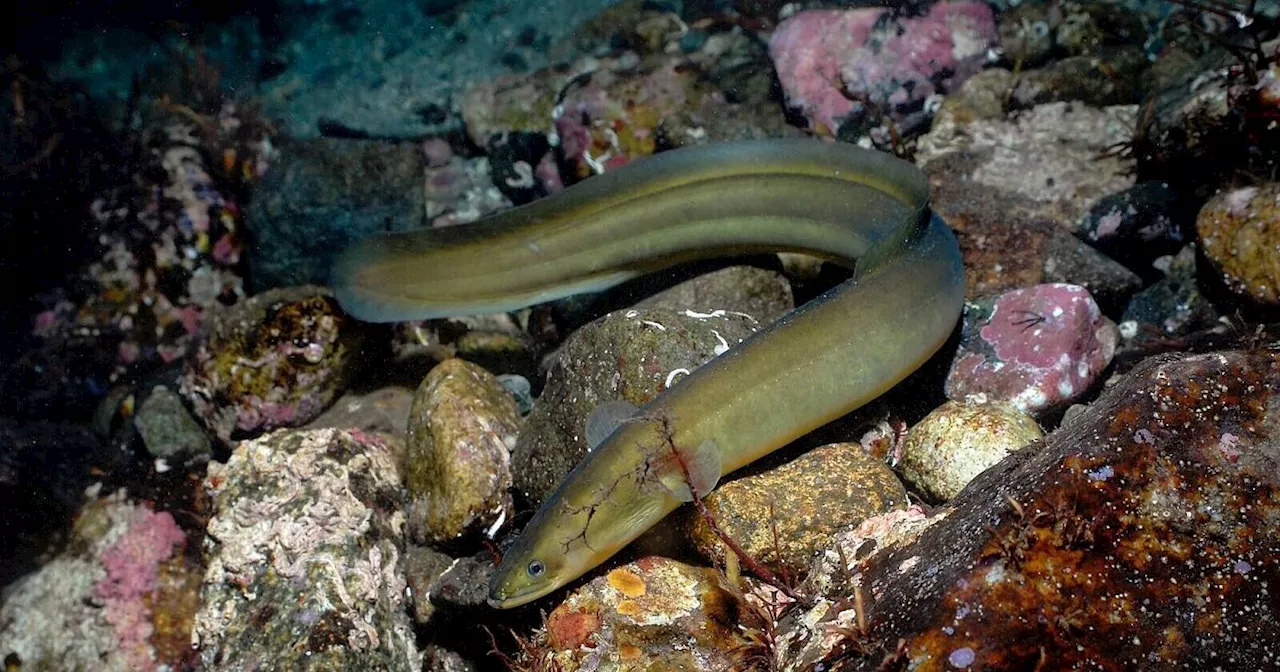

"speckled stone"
[688,442,909,577]
[134,384,212,465]
[898,400,1043,502]
[542,557,747,671]
[404,358,520,544]
[1197,182,1280,305]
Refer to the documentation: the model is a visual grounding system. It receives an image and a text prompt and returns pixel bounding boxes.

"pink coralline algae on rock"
[769,2,996,137]
[94,509,186,672]
[946,284,1118,414]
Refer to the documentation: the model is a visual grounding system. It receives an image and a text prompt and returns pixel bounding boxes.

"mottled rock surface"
[769,2,996,138]
[180,286,360,442]
[1117,245,1221,359]
[1077,180,1188,276]
[634,265,795,326]
[543,557,748,671]
[898,400,1042,502]
[404,358,520,543]
[514,307,762,506]
[194,428,417,670]
[306,386,416,437]
[919,101,1138,230]
[0,492,194,672]
[133,384,211,465]
[930,176,1142,311]
[689,442,908,577]
[786,349,1280,670]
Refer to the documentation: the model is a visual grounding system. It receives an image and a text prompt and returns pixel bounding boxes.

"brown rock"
[786,348,1280,670]
[633,265,795,325]
[689,442,909,577]
[918,101,1137,231]
[929,172,1142,311]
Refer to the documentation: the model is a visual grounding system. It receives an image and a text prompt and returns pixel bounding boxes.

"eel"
[332,138,965,609]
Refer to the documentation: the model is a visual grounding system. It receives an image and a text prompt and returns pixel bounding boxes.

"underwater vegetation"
[0,0,1279,669]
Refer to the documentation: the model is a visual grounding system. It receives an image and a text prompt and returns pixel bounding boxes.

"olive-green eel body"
[332,138,965,609]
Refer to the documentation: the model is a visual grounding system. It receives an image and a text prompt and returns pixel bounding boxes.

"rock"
[1197,182,1280,305]
[463,44,786,185]
[919,101,1138,230]
[769,2,996,139]
[802,505,935,600]
[929,176,1142,312]
[1008,47,1148,109]
[422,645,477,672]
[780,348,1280,669]
[404,358,520,544]
[1077,180,1189,277]
[513,307,762,507]
[133,384,212,466]
[0,491,195,672]
[245,138,425,289]
[688,442,909,577]
[542,557,749,671]
[997,0,1147,68]
[194,428,416,670]
[23,117,253,401]
[403,544,458,626]
[946,284,1118,415]
[422,154,513,227]
[305,386,416,437]
[930,68,1014,127]
[633,265,795,325]
[427,551,495,611]
[383,312,538,387]
[897,400,1042,502]
[1135,38,1280,189]
[180,286,361,442]
[1117,245,1221,358]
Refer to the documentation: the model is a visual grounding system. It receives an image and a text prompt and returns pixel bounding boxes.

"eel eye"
[527,560,546,578]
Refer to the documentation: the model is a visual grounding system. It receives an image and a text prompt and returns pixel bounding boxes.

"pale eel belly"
[332,138,965,609]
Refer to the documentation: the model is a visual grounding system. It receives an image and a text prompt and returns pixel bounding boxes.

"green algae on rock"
[404,358,520,544]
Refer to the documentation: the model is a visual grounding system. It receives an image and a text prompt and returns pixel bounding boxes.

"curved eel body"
[332,138,965,609]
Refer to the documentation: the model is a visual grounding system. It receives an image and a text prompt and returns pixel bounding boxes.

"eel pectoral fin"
[585,400,641,451]
[657,439,722,502]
